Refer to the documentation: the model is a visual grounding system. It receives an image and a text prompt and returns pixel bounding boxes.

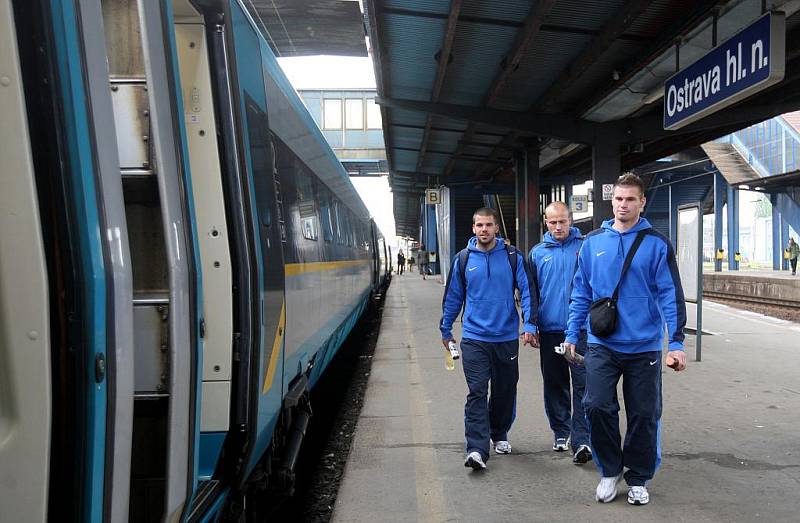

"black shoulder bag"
[588,230,647,337]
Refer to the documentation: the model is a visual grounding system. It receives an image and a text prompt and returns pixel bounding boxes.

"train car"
[0,0,390,521]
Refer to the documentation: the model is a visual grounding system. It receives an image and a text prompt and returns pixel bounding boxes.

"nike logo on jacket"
[565,218,687,353]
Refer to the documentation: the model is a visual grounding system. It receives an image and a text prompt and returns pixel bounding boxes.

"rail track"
[703,290,800,312]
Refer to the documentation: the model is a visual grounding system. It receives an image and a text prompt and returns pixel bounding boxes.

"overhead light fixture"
[739,184,750,190]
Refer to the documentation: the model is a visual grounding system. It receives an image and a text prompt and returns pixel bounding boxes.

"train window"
[333,200,343,244]
[345,99,363,130]
[367,99,382,129]
[323,99,342,129]
[320,203,333,242]
[301,216,318,241]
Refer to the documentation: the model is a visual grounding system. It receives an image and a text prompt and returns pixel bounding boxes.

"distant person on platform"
[418,246,429,280]
[397,250,405,275]
[563,173,687,506]
[408,254,415,271]
[528,201,592,464]
[440,207,537,471]
[787,238,799,276]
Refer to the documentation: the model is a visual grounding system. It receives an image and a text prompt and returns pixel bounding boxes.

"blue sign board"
[664,12,785,130]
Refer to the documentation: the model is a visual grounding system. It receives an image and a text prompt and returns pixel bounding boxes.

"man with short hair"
[564,173,687,506]
[528,201,591,464]
[440,207,537,470]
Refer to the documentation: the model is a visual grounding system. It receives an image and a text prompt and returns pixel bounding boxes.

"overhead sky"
[277,55,398,247]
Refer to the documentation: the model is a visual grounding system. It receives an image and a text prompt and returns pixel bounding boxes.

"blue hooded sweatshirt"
[565,218,686,353]
[440,236,537,342]
[529,227,583,333]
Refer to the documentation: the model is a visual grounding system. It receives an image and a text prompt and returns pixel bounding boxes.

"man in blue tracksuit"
[440,207,537,471]
[529,201,591,464]
[563,173,686,506]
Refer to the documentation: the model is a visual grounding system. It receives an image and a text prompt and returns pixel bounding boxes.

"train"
[0,0,391,521]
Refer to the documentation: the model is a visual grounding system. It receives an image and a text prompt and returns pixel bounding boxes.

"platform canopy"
[243,0,367,57]
[364,0,800,238]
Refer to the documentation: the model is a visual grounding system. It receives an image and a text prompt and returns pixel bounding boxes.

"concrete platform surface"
[333,274,800,523]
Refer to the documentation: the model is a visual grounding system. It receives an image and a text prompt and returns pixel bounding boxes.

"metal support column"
[714,172,725,271]
[771,193,781,270]
[516,146,541,253]
[592,136,620,229]
[727,185,740,270]
[668,185,677,247]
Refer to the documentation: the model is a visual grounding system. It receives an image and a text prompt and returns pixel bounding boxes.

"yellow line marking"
[284,259,371,276]
[262,302,285,394]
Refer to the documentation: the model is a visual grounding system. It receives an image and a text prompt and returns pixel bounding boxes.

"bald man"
[528,201,591,464]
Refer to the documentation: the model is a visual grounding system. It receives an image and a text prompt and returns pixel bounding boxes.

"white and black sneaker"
[572,444,592,464]
[553,437,569,452]
[494,440,512,454]
[595,473,622,503]
[464,451,487,470]
[628,486,650,505]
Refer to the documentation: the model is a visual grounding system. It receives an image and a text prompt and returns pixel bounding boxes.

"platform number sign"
[602,184,614,201]
[570,195,588,212]
[425,188,441,205]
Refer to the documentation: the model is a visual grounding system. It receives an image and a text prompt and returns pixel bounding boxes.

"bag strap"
[458,248,470,287]
[611,230,647,301]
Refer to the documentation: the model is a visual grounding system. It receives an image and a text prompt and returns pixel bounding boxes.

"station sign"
[425,188,441,205]
[664,12,785,131]
[570,195,588,212]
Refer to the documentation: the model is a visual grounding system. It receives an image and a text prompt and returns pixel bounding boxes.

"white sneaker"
[628,486,650,505]
[464,451,486,470]
[553,437,569,452]
[494,440,512,454]
[595,473,622,503]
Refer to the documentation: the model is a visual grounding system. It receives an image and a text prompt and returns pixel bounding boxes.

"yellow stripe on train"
[284,259,371,276]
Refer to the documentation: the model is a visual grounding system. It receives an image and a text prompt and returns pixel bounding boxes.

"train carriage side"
[1,0,388,520]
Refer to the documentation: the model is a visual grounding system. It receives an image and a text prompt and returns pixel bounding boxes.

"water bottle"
[445,340,459,370]
[554,343,584,366]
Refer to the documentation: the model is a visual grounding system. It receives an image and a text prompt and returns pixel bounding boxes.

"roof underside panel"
[384,13,445,100]
[439,22,520,106]
[243,0,367,57]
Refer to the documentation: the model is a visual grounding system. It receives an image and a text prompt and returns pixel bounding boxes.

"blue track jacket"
[529,227,583,333]
[440,237,537,342]
[565,218,686,353]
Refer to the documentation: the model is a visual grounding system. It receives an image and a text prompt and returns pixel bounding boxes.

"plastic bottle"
[445,340,459,370]
[445,350,455,370]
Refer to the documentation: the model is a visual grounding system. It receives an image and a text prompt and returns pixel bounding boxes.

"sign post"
[677,204,703,361]
[664,12,785,130]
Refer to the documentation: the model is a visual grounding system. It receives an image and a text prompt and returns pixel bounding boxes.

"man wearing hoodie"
[528,201,591,464]
[440,207,537,471]
[563,173,686,506]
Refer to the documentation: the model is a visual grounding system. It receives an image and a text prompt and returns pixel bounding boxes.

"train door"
[8,0,136,521]
[102,0,204,519]
[226,0,288,482]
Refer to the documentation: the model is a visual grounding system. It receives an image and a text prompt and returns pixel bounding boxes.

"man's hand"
[665,350,686,371]
[563,342,577,359]
[442,338,454,350]
[522,332,538,347]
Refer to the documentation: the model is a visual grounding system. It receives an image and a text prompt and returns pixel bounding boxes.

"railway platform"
[333,273,800,522]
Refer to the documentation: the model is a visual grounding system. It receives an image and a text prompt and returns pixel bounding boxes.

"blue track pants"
[538,331,589,448]
[583,344,662,486]
[460,338,519,461]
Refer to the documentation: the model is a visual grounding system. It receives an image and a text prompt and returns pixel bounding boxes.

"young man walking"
[564,173,687,506]
[440,207,537,470]
[528,202,591,464]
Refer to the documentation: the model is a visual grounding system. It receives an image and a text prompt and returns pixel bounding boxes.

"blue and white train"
[0,0,390,520]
